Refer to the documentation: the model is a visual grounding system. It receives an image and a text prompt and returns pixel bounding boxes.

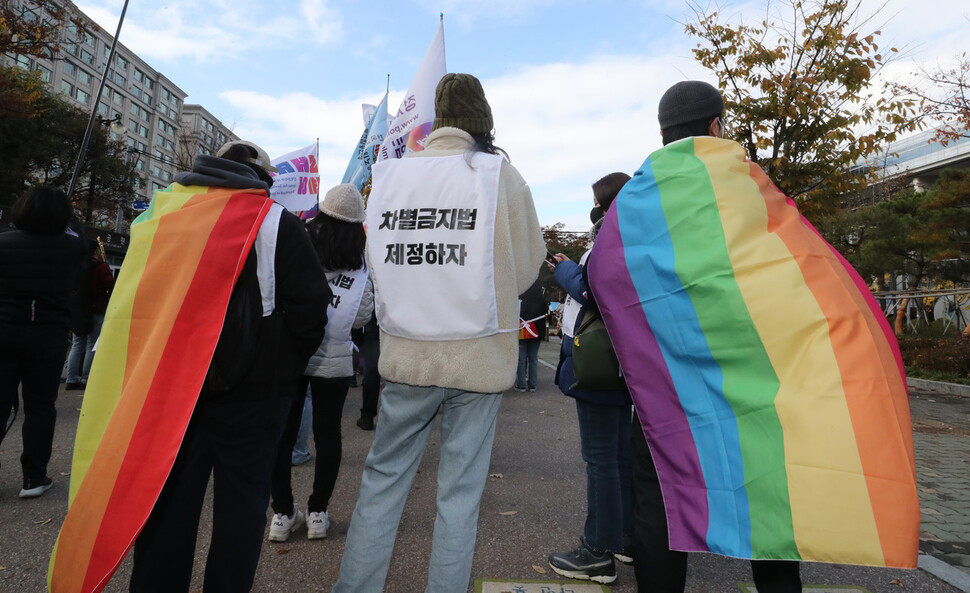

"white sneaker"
[268,507,305,542]
[307,510,329,539]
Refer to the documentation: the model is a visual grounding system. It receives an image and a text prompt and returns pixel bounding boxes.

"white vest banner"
[320,263,369,357]
[367,153,507,341]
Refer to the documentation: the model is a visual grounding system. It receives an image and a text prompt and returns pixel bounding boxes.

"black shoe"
[65,382,85,391]
[356,416,375,431]
[20,476,53,499]
[548,539,616,584]
[613,549,633,565]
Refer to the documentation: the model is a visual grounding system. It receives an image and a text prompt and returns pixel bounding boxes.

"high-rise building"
[2,0,237,223]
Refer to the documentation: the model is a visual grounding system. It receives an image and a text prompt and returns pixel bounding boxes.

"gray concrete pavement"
[0,337,966,592]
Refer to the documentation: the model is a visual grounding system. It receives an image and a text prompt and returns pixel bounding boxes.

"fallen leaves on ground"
[890,578,904,587]
[499,511,518,516]
[33,518,52,525]
[489,473,504,479]
[277,549,290,555]
[60,471,70,476]
[532,565,547,574]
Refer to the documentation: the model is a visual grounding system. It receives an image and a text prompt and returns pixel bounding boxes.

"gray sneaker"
[548,538,616,584]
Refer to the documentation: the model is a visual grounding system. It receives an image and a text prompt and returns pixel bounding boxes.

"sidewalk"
[0,343,967,592]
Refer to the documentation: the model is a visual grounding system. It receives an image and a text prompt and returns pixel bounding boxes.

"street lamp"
[98,114,126,137]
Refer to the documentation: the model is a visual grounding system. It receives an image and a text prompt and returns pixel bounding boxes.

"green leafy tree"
[1,0,85,60]
[831,174,970,335]
[0,64,140,228]
[685,0,919,221]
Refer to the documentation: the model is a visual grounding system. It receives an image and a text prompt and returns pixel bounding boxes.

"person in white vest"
[267,183,374,543]
[332,73,545,593]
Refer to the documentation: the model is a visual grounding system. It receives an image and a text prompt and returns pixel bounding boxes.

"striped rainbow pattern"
[588,137,919,568]
[48,185,273,593]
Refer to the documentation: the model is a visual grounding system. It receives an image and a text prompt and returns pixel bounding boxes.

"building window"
[112,89,122,105]
[16,55,31,70]
[80,49,94,65]
[127,136,136,147]
[128,118,138,132]
[139,125,149,138]
[37,65,52,82]
[97,102,109,116]
[156,134,165,147]
[60,80,74,96]
[63,61,77,77]
[84,31,95,46]
[117,55,128,70]
[76,89,89,104]
[78,69,91,85]
[22,8,38,22]
[131,86,142,100]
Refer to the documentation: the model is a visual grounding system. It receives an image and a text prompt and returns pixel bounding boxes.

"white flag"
[379,21,446,161]
[269,143,319,215]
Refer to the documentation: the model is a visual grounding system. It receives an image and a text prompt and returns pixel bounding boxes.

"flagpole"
[67,0,131,201]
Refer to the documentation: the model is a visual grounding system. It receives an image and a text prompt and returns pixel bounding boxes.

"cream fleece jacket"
[375,127,545,393]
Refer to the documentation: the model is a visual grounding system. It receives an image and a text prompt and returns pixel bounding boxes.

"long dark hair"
[468,131,509,163]
[306,213,366,271]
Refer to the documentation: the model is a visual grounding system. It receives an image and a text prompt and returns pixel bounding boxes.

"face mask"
[590,206,604,224]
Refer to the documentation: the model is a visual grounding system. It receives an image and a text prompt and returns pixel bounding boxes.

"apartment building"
[2,0,236,218]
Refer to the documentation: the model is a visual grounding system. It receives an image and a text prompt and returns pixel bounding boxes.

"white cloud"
[74,0,344,64]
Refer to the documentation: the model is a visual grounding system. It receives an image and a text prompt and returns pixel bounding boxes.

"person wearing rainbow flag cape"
[48,141,331,593]
[587,81,919,592]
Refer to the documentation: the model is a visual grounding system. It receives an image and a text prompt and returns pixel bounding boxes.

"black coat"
[0,229,86,343]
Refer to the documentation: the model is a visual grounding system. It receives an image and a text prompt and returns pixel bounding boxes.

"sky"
[73,0,969,230]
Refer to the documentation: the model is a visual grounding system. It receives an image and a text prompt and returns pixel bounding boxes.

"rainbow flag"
[588,137,918,568]
[48,185,274,593]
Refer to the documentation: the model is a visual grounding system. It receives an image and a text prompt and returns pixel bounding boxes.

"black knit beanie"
[658,81,724,130]
[432,73,494,135]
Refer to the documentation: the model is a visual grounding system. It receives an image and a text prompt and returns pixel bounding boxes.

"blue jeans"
[332,382,502,593]
[66,313,104,384]
[291,387,312,464]
[576,399,634,553]
[515,339,540,389]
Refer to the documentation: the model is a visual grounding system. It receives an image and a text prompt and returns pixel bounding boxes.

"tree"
[685,0,918,221]
[0,64,140,228]
[540,223,590,303]
[893,53,970,145]
[0,0,85,60]
[829,174,970,336]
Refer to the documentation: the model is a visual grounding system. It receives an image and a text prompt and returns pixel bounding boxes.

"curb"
[919,554,970,593]
[907,377,970,397]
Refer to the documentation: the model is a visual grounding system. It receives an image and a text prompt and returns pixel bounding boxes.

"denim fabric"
[332,382,501,593]
[515,339,540,389]
[576,399,634,553]
[291,388,312,464]
[66,313,104,383]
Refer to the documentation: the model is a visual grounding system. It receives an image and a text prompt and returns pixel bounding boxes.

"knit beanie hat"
[432,73,494,135]
[657,81,724,130]
[320,183,365,223]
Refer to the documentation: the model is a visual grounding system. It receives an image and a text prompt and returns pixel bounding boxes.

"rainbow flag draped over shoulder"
[48,185,274,593]
[588,137,919,568]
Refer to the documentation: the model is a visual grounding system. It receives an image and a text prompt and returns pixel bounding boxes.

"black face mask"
[590,206,604,224]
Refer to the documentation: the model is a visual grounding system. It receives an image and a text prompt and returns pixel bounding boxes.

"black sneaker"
[548,539,616,584]
[20,476,53,499]
[613,549,633,565]
[356,415,375,431]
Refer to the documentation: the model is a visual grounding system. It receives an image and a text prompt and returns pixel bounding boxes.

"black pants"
[271,375,351,516]
[129,396,285,593]
[630,414,802,593]
[359,319,381,419]
[0,332,65,485]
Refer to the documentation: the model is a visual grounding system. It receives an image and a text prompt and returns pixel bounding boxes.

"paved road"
[0,338,967,592]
